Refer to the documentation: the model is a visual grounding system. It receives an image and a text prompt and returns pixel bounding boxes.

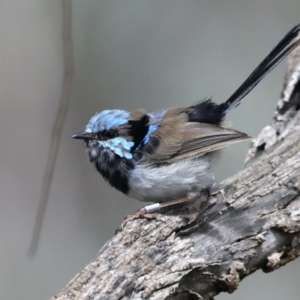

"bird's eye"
[106,130,115,139]
[95,130,116,140]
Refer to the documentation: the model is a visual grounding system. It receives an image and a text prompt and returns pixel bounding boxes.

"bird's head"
[72,109,150,162]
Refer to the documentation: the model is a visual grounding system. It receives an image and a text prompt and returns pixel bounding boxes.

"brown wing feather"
[141,119,250,163]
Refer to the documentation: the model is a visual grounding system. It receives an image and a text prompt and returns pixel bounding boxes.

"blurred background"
[1,1,300,299]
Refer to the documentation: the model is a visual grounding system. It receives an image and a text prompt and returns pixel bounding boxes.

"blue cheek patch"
[99,137,134,159]
[86,110,129,132]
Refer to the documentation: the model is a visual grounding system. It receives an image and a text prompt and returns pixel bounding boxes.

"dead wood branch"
[52,47,300,300]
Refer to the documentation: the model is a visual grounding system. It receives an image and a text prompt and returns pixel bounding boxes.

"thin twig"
[28,0,74,256]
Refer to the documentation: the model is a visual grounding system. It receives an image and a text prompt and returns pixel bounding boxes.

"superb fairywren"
[73,24,300,214]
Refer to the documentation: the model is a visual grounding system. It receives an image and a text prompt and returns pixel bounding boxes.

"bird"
[73,24,300,215]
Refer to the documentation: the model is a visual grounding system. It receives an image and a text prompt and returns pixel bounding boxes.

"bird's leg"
[120,189,210,230]
[142,196,194,213]
[142,188,210,214]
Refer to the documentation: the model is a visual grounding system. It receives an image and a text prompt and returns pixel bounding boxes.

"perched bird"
[73,24,300,214]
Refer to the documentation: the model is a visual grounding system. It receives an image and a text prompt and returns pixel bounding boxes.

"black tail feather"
[223,24,300,114]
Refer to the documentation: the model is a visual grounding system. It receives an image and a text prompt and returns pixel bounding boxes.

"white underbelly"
[128,158,214,202]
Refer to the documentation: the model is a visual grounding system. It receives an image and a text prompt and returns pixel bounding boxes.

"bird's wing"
[171,122,250,162]
[139,120,250,163]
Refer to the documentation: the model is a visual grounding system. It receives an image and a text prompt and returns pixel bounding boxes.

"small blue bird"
[73,24,300,215]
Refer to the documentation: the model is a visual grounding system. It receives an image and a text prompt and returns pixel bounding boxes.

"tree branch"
[52,47,300,300]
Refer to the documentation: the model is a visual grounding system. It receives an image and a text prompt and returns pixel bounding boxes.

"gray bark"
[52,47,300,300]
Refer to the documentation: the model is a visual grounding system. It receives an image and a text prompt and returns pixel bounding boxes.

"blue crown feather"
[86,110,129,132]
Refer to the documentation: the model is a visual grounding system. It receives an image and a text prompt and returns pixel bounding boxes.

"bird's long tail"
[223,24,300,114]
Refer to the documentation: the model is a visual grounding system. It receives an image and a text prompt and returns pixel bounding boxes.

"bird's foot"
[116,208,157,233]
[210,186,225,199]
[128,207,158,221]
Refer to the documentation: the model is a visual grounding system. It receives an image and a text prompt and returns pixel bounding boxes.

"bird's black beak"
[72,132,96,140]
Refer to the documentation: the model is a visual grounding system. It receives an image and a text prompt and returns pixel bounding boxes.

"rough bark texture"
[52,48,300,300]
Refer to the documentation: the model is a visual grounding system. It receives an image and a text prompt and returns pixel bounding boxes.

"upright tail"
[223,24,300,114]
